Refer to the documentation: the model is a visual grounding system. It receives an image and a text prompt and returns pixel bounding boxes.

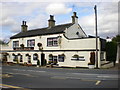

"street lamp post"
[94,5,99,69]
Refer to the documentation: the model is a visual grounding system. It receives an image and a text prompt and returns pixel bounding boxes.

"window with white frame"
[33,54,38,60]
[47,37,58,46]
[13,55,18,62]
[53,56,57,62]
[58,55,65,62]
[49,55,53,61]
[13,41,19,48]
[48,55,58,64]
[28,56,31,63]
[27,39,35,47]
[20,55,23,62]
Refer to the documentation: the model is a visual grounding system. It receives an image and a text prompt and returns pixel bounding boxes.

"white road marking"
[12,69,46,73]
[68,73,118,79]
[51,76,66,79]
[95,80,101,85]
[97,75,118,78]
[5,72,36,77]
[69,73,99,76]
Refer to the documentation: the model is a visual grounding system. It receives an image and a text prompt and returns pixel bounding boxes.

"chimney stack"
[71,12,78,24]
[48,15,55,28]
[21,21,28,32]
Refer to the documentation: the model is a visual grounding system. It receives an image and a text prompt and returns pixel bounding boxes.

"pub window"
[28,56,31,63]
[33,53,38,60]
[53,56,57,62]
[47,37,58,46]
[48,54,57,65]
[13,55,18,62]
[20,55,23,62]
[27,39,35,47]
[13,41,19,48]
[58,55,65,62]
[49,54,53,61]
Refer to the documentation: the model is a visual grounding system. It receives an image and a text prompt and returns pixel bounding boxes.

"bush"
[48,61,53,64]
[37,60,40,65]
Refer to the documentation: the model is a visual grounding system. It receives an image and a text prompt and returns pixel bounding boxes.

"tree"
[0,40,7,45]
[112,35,120,64]
[106,41,117,66]
[112,35,120,43]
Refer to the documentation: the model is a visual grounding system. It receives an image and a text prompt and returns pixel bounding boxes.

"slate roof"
[10,23,73,39]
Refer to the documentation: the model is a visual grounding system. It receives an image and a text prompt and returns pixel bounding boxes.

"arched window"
[20,55,23,62]
[49,54,53,61]
[26,53,29,56]
[12,54,18,62]
[58,54,65,62]
[33,53,38,60]
[26,54,31,63]
[28,56,31,63]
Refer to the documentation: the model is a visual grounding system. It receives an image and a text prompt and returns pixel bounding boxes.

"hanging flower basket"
[20,44,24,48]
[61,53,65,56]
[72,54,79,58]
[18,53,21,56]
[26,54,29,56]
[34,53,38,56]
[37,43,42,47]
[49,54,53,57]
[12,53,15,56]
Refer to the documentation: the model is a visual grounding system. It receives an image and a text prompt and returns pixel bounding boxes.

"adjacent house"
[5,12,107,68]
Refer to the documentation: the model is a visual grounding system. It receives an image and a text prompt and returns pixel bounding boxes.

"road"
[1,65,119,89]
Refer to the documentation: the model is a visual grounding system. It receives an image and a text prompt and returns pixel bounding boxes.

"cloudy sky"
[0,0,119,42]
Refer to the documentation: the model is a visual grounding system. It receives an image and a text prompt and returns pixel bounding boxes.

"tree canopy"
[0,40,7,45]
[112,35,120,43]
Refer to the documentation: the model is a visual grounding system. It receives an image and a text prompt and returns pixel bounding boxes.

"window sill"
[47,45,58,47]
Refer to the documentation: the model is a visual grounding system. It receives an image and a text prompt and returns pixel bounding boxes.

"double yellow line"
[0,84,30,89]
[0,84,21,88]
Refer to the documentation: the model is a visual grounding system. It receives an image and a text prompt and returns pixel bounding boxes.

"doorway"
[41,53,46,66]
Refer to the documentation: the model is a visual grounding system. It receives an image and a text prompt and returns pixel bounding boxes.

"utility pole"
[94,5,99,69]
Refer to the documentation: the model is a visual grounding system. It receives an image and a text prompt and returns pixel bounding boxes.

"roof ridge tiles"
[10,23,73,39]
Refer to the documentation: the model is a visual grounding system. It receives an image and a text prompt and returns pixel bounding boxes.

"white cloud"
[1,0,119,2]
[46,3,72,15]
[1,17,15,26]
[78,2,118,38]
[0,2,119,41]
[1,2,48,33]
[27,14,48,30]
[79,15,95,36]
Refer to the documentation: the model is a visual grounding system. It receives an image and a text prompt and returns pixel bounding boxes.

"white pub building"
[6,12,107,68]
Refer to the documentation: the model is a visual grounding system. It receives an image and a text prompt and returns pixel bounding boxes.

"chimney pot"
[73,12,76,16]
[22,21,24,25]
[48,15,55,27]
[50,15,54,20]
[25,21,26,25]
[21,21,28,32]
[71,12,78,24]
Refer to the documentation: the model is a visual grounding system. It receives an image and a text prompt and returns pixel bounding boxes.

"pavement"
[109,63,120,70]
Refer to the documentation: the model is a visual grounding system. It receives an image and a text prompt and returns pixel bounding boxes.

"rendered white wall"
[65,23,87,39]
